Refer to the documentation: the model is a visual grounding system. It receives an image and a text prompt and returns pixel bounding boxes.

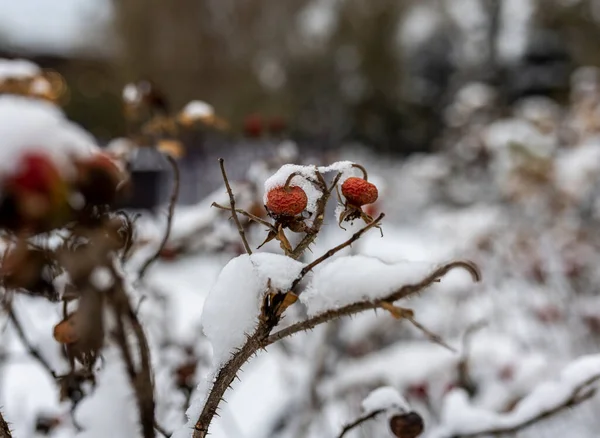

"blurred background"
[5,2,600,437]
[0,0,589,153]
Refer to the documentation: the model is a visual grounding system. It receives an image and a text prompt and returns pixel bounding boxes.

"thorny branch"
[138,154,180,279]
[337,409,384,438]
[218,158,252,255]
[211,203,273,228]
[0,410,11,438]
[267,260,481,346]
[192,259,481,438]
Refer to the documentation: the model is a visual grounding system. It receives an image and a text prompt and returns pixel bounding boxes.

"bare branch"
[211,203,273,228]
[218,158,252,255]
[268,260,481,346]
[139,154,180,279]
[0,410,11,438]
[337,409,384,438]
[5,304,57,379]
[291,213,385,290]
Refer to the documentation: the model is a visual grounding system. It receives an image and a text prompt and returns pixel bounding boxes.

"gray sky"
[0,0,112,54]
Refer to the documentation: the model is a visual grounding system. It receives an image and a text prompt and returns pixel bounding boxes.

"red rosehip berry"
[266,186,308,217]
[341,177,378,207]
[7,151,61,195]
[243,114,263,138]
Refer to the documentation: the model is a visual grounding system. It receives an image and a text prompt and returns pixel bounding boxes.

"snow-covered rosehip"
[266,186,308,217]
[341,176,378,206]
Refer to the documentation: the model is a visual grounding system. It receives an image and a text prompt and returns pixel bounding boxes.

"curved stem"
[284,172,302,190]
[351,163,368,180]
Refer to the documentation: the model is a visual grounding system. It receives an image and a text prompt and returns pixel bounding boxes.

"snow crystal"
[0,58,40,80]
[0,95,99,180]
[362,386,410,414]
[201,253,305,367]
[300,255,436,317]
[90,267,114,291]
[181,100,214,119]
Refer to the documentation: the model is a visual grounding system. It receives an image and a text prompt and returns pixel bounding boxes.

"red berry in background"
[407,383,429,400]
[341,177,378,207]
[243,114,263,138]
[268,116,286,136]
[7,151,61,195]
[266,186,308,217]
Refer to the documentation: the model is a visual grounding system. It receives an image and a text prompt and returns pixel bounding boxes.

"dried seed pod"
[266,186,308,217]
[76,153,125,206]
[341,177,378,207]
[389,412,424,438]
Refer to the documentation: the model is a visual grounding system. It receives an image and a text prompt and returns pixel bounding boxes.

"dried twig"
[138,154,180,279]
[0,410,11,438]
[291,213,385,290]
[218,158,252,255]
[211,203,273,228]
[337,409,384,438]
[5,304,57,378]
[192,259,480,438]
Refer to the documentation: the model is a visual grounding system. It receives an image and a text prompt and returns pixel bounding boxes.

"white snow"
[300,256,437,316]
[122,84,140,104]
[90,267,114,291]
[362,386,410,414]
[201,253,305,367]
[429,354,600,438]
[0,58,40,81]
[181,100,215,119]
[0,95,99,181]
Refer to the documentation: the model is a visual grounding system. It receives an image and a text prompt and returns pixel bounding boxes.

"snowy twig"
[0,410,11,438]
[290,171,343,259]
[5,304,57,379]
[267,260,481,346]
[337,409,384,438]
[290,212,385,290]
[218,158,252,255]
[457,321,486,396]
[138,154,180,279]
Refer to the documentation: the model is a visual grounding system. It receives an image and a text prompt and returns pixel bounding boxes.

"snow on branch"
[429,354,600,438]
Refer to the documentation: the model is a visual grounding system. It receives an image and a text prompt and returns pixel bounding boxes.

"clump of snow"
[0,58,40,81]
[181,100,214,119]
[122,83,140,104]
[362,386,410,414]
[90,267,114,291]
[201,253,305,367]
[300,256,436,317]
[430,354,600,438]
[0,95,99,180]
[554,139,600,201]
